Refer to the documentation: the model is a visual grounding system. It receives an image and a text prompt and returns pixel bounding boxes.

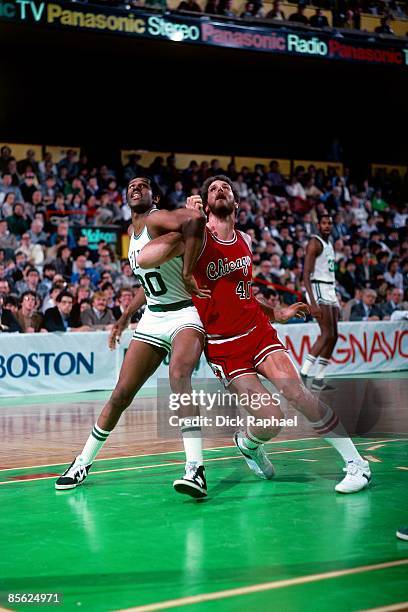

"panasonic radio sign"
[287,34,328,56]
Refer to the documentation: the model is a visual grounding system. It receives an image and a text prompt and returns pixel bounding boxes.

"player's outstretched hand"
[275,302,310,323]
[183,274,211,299]
[186,195,204,211]
[108,321,126,351]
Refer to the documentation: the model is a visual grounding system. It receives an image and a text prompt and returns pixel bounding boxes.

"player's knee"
[169,362,194,390]
[110,386,134,411]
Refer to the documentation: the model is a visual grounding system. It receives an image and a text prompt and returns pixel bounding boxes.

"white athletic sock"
[78,423,110,465]
[310,405,364,464]
[241,430,273,450]
[300,354,317,376]
[181,422,203,465]
[314,357,330,380]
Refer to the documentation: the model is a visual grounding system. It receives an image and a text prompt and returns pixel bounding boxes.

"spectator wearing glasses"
[16,290,43,333]
[350,289,383,321]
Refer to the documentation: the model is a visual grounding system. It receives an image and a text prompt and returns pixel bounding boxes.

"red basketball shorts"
[205,318,286,386]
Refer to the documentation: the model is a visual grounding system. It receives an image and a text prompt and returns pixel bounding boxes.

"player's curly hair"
[127,176,162,202]
[317,212,332,224]
[200,175,240,206]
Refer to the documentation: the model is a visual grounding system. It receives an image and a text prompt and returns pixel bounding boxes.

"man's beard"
[207,198,236,219]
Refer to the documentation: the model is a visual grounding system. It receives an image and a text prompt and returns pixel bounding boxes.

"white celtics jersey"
[310,235,335,283]
[128,211,191,307]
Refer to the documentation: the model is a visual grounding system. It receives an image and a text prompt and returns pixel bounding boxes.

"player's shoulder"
[237,230,252,250]
[308,234,323,252]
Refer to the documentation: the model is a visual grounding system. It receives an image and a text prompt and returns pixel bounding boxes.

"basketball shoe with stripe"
[396,527,408,541]
[55,458,92,490]
[173,462,207,499]
[234,431,275,480]
[335,459,371,493]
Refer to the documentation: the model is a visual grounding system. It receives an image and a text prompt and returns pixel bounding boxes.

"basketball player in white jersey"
[301,214,339,391]
[55,177,210,498]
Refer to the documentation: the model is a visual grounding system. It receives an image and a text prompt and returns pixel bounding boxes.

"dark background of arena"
[0,19,407,173]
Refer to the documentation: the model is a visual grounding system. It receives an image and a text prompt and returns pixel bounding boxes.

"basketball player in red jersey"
[136,176,372,494]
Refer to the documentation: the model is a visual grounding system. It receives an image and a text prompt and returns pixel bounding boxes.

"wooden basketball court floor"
[0,382,407,612]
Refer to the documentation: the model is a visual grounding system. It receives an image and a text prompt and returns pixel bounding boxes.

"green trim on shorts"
[148,299,194,312]
[170,324,205,340]
[133,332,171,352]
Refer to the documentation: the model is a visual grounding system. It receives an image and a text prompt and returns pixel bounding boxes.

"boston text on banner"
[0,321,406,397]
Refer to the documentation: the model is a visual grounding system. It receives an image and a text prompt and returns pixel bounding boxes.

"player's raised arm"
[303,238,323,320]
[108,286,146,350]
[147,208,211,298]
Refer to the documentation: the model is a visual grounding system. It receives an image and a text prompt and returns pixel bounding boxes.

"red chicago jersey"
[192,226,266,338]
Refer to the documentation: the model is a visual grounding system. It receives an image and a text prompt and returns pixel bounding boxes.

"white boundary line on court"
[362,604,408,612]
[0,438,406,486]
[1,436,407,474]
[116,559,408,612]
[0,437,322,472]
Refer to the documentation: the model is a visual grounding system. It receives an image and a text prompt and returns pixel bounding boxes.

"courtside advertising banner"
[0,321,406,397]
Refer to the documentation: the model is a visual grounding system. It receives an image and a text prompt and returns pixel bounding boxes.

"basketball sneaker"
[310,378,335,391]
[300,373,309,386]
[335,459,371,493]
[396,527,408,541]
[234,431,275,480]
[55,457,92,490]
[173,462,207,499]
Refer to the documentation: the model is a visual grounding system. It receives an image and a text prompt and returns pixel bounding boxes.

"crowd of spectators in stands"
[82,0,408,36]
[126,0,408,36]
[0,144,407,333]
[171,0,408,34]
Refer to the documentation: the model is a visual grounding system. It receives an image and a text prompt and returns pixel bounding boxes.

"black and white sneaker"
[335,459,371,493]
[234,431,275,480]
[173,462,207,499]
[55,457,92,490]
[310,378,335,392]
[300,373,309,386]
[396,526,408,541]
